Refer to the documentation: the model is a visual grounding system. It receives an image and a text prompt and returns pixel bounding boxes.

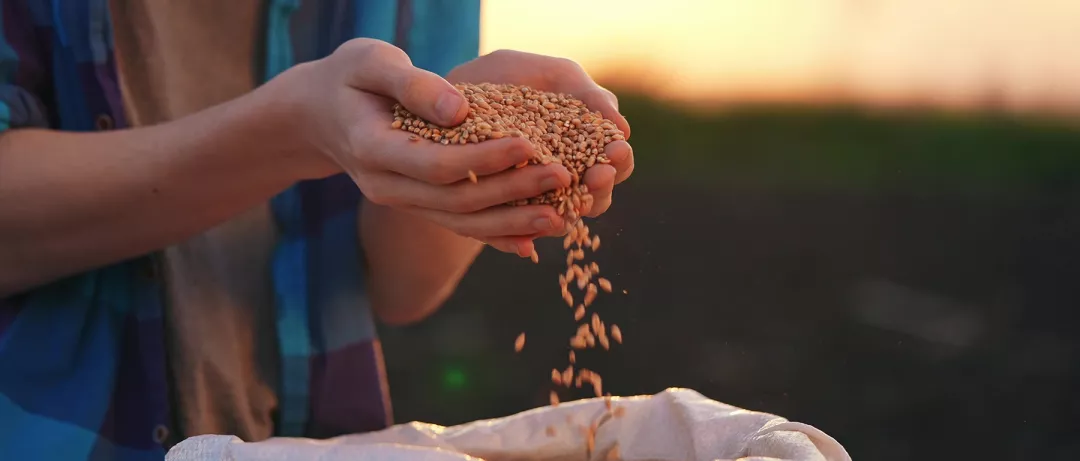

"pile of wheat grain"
[392,83,627,459]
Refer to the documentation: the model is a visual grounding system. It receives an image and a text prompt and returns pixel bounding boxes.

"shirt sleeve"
[403,0,482,77]
[0,0,52,132]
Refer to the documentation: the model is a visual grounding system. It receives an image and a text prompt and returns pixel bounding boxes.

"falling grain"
[584,283,598,306]
[576,270,590,290]
[570,336,587,349]
[514,332,526,352]
[390,83,630,455]
[611,324,622,344]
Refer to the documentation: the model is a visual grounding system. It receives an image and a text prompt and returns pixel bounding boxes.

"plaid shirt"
[0,1,479,459]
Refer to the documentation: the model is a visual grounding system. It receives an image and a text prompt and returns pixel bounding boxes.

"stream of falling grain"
[392,83,628,459]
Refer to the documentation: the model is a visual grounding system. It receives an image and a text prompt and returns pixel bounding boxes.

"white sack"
[166,388,851,461]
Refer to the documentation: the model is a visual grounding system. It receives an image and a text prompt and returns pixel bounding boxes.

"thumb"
[387,66,469,127]
[335,40,468,126]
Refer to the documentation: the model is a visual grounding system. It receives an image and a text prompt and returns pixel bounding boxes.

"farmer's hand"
[446,49,634,217]
[272,39,570,255]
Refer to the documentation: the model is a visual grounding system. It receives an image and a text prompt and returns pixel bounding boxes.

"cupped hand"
[273,38,570,256]
[446,50,635,218]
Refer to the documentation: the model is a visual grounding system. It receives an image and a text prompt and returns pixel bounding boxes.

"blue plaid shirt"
[0,1,479,459]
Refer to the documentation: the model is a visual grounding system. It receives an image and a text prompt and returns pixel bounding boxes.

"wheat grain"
[390,82,631,451]
[514,332,526,352]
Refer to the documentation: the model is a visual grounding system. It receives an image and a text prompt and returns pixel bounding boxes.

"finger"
[367,163,571,213]
[483,235,538,258]
[578,87,631,139]
[602,140,635,185]
[582,165,616,218]
[378,136,536,185]
[336,39,467,126]
[588,194,613,218]
[410,205,564,240]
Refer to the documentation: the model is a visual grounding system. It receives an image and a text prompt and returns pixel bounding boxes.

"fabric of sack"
[166,388,851,461]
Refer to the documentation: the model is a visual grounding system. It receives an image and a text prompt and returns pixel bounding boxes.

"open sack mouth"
[166,388,851,461]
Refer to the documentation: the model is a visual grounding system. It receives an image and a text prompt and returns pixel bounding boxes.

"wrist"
[239,63,343,182]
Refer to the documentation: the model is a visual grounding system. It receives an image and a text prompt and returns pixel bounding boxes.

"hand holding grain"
[446,50,635,217]
[281,39,571,251]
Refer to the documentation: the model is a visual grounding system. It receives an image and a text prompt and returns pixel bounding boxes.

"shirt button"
[152,424,169,444]
[95,113,114,131]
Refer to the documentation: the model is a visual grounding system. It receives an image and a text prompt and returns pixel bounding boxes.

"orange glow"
[481,0,1080,113]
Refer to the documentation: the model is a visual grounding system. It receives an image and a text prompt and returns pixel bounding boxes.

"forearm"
[360,199,484,325]
[0,86,316,296]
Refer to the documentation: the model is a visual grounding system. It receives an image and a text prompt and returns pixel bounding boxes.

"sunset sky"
[480,0,1080,112]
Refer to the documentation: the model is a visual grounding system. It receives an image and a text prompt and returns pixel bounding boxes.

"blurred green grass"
[614,92,1080,201]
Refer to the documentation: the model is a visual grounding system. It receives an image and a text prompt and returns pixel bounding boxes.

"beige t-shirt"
[109,0,280,444]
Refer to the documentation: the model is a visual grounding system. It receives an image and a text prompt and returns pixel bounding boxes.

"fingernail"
[540,175,563,191]
[532,217,555,231]
[435,91,464,124]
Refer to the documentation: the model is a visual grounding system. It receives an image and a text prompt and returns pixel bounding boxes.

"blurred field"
[379,89,1080,461]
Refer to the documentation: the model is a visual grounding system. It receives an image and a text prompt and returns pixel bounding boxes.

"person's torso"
[110,0,282,443]
[0,1,481,459]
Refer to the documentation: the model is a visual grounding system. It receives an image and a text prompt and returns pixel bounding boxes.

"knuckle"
[363,40,409,62]
[397,73,423,102]
[542,57,586,88]
[334,38,377,59]
[336,39,411,70]
[487,49,521,60]
[556,57,583,73]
